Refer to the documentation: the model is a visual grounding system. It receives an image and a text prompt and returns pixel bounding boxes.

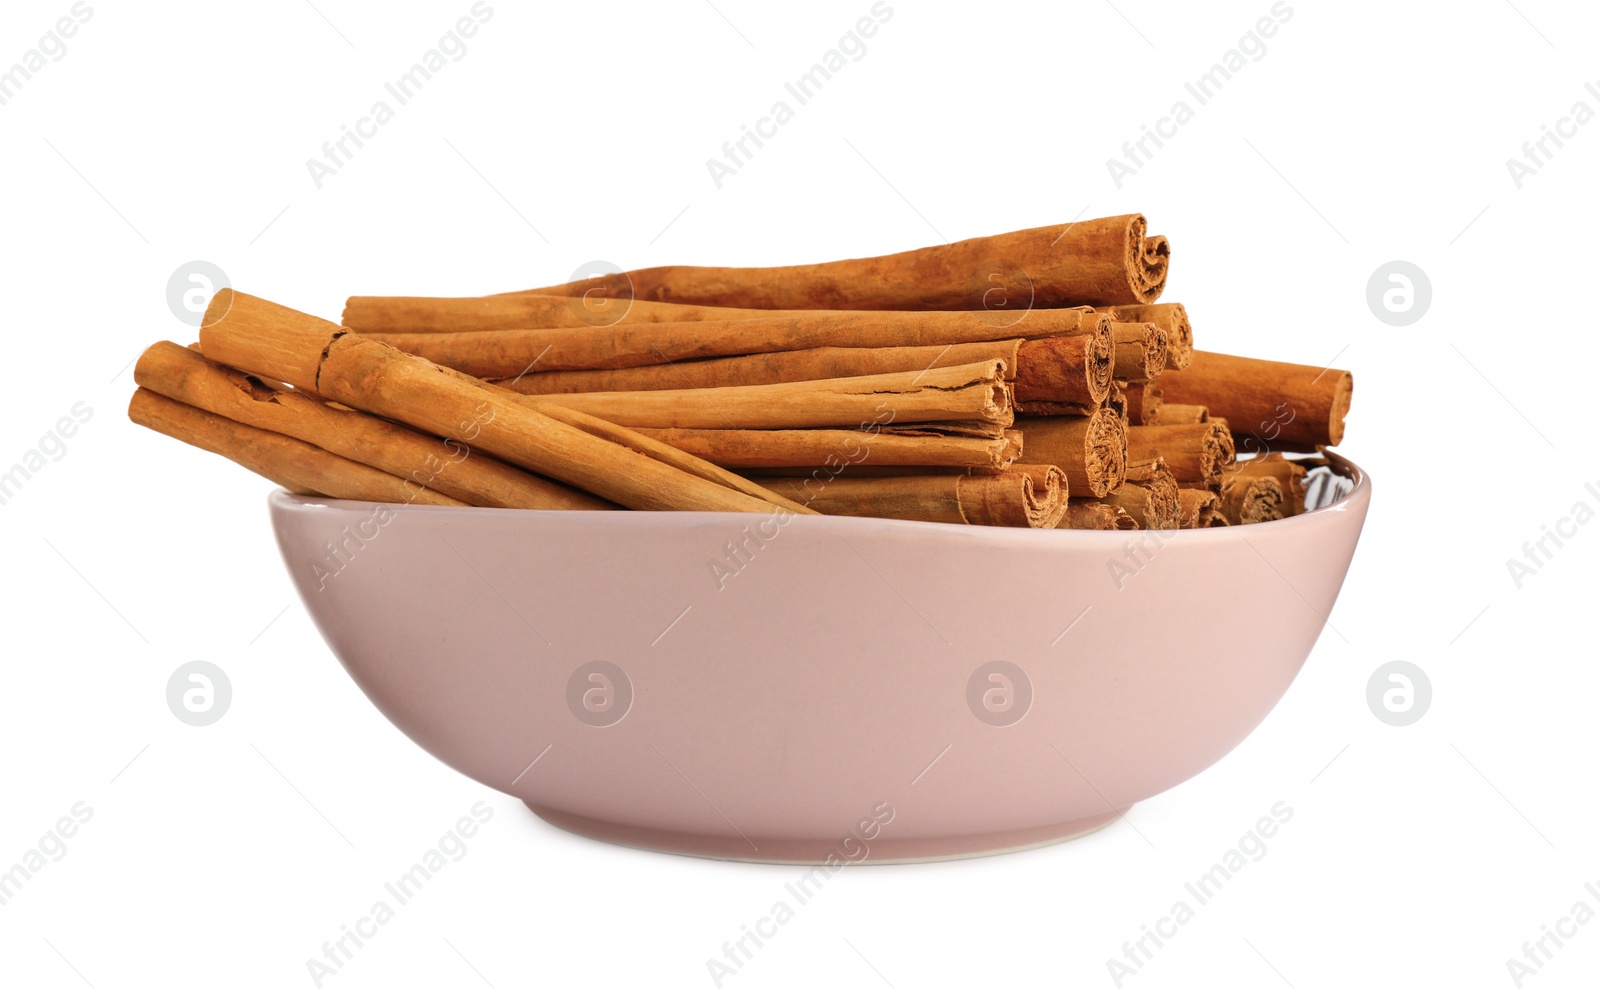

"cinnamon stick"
[493,340,1020,394]
[1015,408,1127,498]
[528,214,1168,309]
[1219,474,1285,525]
[342,293,782,333]
[512,360,1013,429]
[1156,351,1352,450]
[1230,453,1308,515]
[1110,322,1167,382]
[196,290,796,514]
[1057,501,1138,530]
[129,389,467,506]
[1126,422,1235,484]
[759,466,1068,528]
[632,426,1021,469]
[1176,488,1228,528]
[365,308,1109,377]
[1096,303,1193,370]
[133,341,610,511]
[1101,457,1180,530]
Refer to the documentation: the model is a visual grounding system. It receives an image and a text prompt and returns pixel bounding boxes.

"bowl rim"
[267,452,1369,540]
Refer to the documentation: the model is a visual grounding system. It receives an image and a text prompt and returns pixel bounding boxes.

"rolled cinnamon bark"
[1176,488,1228,528]
[133,341,610,511]
[759,466,1068,528]
[1231,453,1308,515]
[366,308,1109,377]
[1219,474,1285,525]
[1012,330,1114,414]
[1126,422,1235,484]
[1110,322,1168,382]
[493,340,1022,394]
[1058,501,1138,530]
[633,426,1021,469]
[1156,351,1352,450]
[342,294,781,333]
[528,214,1168,309]
[129,389,467,506]
[1096,303,1193,370]
[516,360,1012,430]
[1120,382,1162,425]
[1015,408,1127,498]
[197,290,794,514]
[1148,402,1209,425]
[1102,457,1180,530]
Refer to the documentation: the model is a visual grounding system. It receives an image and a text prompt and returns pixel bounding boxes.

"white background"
[2,0,1597,986]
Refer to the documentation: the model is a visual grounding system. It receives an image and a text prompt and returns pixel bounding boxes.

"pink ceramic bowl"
[269,455,1369,864]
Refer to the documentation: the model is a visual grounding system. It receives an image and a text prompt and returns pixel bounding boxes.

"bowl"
[269,454,1369,864]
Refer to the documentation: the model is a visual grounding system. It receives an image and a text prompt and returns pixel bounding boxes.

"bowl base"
[525,802,1127,864]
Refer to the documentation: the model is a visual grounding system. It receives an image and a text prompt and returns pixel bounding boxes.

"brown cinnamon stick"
[1057,501,1138,530]
[759,466,1068,528]
[1015,408,1127,498]
[342,294,782,333]
[1110,322,1168,382]
[1101,457,1180,530]
[133,341,610,511]
[1096,303,1193,370]
[1126,422,1235,484]
[513,360,1013,429]
[632,426,1021,469]
[196,290,798,514]
[528,214,1168,309]
[129,389,467,506]
[1230,453,1308,515]
[366,308,1109,378]
[1176,488,1229,528]
[493,340,1021,394]
[1219,474,1285,525]
[1156,351,1352,451]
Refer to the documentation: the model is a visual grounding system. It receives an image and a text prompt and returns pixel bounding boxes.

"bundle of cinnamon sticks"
[129,213,1351,530]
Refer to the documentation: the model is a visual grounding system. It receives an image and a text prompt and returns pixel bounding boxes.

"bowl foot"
[524,802,1127,864]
